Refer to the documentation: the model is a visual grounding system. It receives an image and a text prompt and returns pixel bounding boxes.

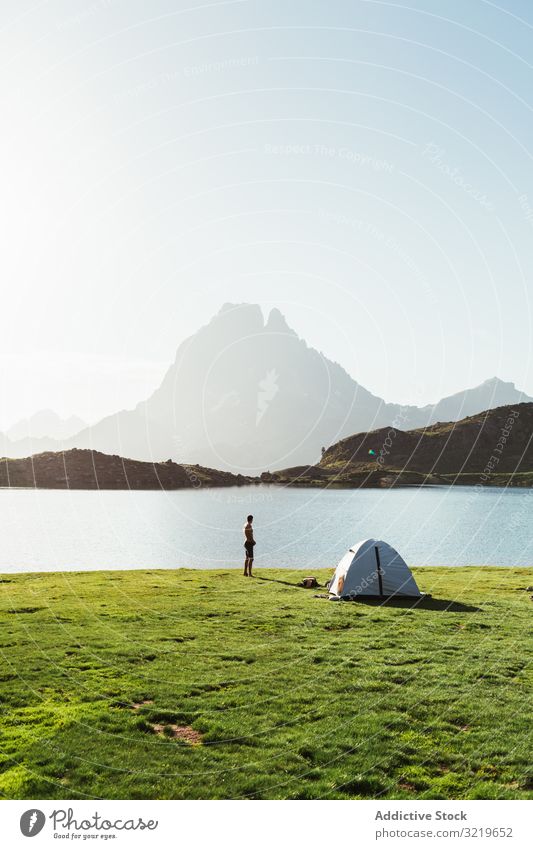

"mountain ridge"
[6,410,87,442]
[1,404,532,489]
[1,305,531,471]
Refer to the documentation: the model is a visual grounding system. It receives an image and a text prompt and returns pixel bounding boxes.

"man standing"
[243,514,255,577]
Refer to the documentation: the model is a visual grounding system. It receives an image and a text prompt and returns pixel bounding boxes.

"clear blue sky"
[1,0,532,426]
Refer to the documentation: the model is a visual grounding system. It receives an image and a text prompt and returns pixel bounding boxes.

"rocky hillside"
[262,403,533,488]
[0,449,255,490]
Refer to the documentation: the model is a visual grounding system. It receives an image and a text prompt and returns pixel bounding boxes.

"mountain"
[262,403,533,487]
[6,410,87,441]
[57,303,407,472]
[0,448,253,490]
[417,377,531,425]
[1,305,531,472]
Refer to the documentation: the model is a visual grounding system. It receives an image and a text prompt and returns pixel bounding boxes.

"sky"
[1,0,533,429]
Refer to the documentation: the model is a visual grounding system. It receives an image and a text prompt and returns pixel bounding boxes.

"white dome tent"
[329,538,422,600]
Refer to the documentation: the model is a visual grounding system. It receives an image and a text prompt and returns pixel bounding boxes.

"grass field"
[0,566,531,800]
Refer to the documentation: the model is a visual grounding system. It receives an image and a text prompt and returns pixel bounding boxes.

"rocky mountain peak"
[265,308,297,335]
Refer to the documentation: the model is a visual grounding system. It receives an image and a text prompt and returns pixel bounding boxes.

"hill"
[262,403,533,488]
[0,448,253,490]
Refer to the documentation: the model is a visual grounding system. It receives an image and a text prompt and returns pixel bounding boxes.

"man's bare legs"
[243,515,255,576]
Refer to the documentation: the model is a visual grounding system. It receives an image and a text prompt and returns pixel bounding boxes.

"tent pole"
[374,545,384,596]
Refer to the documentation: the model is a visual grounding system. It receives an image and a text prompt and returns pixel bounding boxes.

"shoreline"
[2,564,532,578]
[0,479,532,491]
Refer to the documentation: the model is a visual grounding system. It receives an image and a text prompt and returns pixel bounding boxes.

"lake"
[0,484,531,573]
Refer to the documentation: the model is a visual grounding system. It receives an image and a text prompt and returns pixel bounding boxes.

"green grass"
[0,567,531,800]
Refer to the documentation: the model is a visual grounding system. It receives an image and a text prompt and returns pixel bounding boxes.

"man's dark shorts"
[244,541,255,559]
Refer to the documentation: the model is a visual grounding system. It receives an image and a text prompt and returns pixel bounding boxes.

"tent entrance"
[374,545,384,597]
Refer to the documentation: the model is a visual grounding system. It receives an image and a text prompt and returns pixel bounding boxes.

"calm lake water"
[0,485,531,573]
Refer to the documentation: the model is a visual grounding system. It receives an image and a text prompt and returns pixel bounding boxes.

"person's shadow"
[256,575,303,588]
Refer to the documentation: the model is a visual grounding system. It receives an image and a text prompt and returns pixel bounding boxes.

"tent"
[329,538,421,600]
